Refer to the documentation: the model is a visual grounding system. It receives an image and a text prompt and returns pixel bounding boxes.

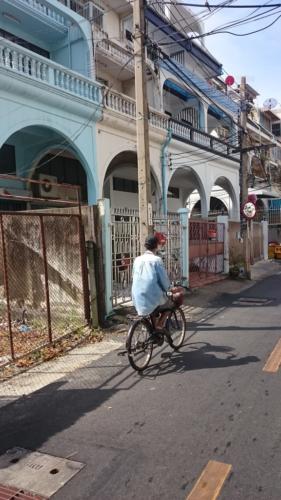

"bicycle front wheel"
[126,319,153,371]
[167,308,186,349]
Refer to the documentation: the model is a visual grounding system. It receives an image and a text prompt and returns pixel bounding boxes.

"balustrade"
[16,0,67,25]
[97,39,134,70]
[0,39,101,104]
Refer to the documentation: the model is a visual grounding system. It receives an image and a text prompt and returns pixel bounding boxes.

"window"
[91,4,104,28]
[121,14,133,41]
[272,122,281,137]
[0,144,16,173]
[0,29,49,58]
[168,187,180,199]
[113,177,138,193]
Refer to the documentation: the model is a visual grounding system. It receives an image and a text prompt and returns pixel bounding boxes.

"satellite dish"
[263,98,278,110]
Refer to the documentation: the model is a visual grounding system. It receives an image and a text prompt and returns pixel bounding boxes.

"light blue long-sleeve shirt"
[132,250,170,316]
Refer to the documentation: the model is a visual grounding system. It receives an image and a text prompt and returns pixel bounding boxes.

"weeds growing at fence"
[0,327,103,382]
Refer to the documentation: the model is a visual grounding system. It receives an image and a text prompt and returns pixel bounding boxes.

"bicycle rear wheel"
[126,319,153,371]
[167,308,186,349]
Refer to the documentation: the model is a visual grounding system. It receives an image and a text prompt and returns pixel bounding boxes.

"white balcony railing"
[15,0,67,26]
[97,38,134,72]
[105,90,136,118]
[0,38,101,104]
[104,89,169,130]
[105,89,237,159]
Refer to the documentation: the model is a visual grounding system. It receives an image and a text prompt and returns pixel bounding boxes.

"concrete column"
[203,103,209,133]
[217,215,229,274]
[261,220,268,260]
[86,241,99,328]
[178,208,189,287]
[98,198,113,315]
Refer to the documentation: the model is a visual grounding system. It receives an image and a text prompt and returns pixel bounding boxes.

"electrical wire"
[156,7,281,43]
[152,2,281,8]
[150,0,237,43]
[149,0,281,47]
[9,52,136,178]
[153,45,242,127]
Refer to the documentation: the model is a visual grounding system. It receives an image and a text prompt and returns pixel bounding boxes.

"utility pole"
[240,76,251,278]
[133,0,153,249]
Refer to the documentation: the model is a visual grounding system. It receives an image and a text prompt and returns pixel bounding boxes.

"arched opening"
[208,186,229,217]
[163,79,204,129]
[210,176,238,220]
[0,125,94,210]
[168,167,208,217]
[103,151,160,211]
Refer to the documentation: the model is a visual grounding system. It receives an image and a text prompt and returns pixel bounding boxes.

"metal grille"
[0,213,90,366]
[111,209,182,307]
[153,213,182,283]
[0,484,46,500]
[189,220,225,288]
[111,208,140,307]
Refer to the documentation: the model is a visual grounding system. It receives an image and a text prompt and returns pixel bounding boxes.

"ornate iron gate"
[111,208,183,307]
[189,219,225,288]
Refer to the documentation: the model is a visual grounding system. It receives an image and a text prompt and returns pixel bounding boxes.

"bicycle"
[126,287,186,372]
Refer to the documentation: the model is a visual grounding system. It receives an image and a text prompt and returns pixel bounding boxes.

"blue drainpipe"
[161,125,172,216]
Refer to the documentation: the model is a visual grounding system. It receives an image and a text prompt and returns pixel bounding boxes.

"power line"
[152,44,241,126]
[156,6,281,43]
[149,0,237,43]
[10,53,136,178]
[152,2,281,8]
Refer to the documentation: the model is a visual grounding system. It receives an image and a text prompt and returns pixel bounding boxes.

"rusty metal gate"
[252,221,263,262]
[0,212,90,366]
[111,208,183,307]
[189,219,225,288]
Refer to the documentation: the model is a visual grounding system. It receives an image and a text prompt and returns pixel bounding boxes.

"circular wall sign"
[242,201,256,219]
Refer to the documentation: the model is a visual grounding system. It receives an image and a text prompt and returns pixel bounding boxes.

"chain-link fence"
[0,213,90,366]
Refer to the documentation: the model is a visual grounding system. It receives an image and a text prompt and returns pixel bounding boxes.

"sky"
[195,1,281,107]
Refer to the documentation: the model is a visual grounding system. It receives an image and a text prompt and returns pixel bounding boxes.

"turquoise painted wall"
[0,0,93,77]
[0,0,100,202]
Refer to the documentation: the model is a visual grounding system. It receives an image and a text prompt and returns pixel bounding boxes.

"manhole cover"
[0,447,84,498]
[234,297,273,306]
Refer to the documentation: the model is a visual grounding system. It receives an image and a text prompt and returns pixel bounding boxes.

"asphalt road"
[1,272,281,499]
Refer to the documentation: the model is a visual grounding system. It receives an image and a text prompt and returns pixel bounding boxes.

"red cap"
[154,231,167,245]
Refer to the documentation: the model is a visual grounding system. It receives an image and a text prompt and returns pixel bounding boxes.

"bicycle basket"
[171,286,184,307]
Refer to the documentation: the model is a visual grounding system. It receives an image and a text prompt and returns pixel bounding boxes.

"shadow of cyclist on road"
[143,341,260,377]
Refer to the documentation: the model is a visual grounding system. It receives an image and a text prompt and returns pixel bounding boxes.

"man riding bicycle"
[132,234,171,333]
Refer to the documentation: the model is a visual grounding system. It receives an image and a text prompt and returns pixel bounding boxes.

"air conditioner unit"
[39,174,59,199]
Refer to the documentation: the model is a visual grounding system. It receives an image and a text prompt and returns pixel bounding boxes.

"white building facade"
[61,0,241,221]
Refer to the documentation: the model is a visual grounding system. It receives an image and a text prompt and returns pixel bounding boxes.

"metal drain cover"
[234,297,273,306]
[0,447,84,498]
[0,483,46,499]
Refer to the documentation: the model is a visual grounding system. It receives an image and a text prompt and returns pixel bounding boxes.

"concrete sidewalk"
[0,260,280,410]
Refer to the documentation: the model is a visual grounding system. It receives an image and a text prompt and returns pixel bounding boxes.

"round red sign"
[225,75,235,86]
[242,201,256,219]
